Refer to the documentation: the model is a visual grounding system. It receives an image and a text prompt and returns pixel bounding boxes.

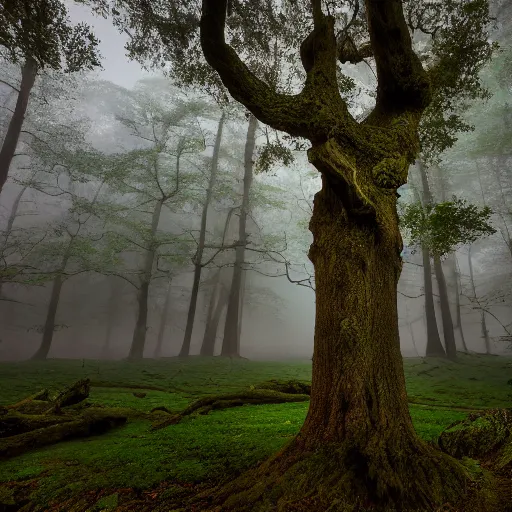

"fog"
[0,1,511,364]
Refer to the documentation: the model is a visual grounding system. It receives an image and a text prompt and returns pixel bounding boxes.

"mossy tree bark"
[0,58,38,196]
[179,112,225,357]
[198,1,471,509]
[221,114,257,357]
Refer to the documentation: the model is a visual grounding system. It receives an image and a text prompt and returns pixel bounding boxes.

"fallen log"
[0,409,127,460]
[48,379,90,413]
[151,389,310,430]
[0,410,74,438]
[6,389,50,411]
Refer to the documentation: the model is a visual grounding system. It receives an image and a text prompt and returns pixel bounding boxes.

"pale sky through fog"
[66,2,153,88]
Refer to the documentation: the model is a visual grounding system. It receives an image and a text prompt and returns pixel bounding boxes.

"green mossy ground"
[0,353,510,511]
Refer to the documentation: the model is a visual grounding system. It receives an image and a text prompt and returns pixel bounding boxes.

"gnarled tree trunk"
[0,58,38,195]
[206,170,468,511]
[197,2,472,509]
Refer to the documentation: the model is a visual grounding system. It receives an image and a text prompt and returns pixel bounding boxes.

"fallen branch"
[151,389,310,430]
[0,409,127,460]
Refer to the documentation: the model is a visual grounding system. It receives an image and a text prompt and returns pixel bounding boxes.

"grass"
[0,353,510,510]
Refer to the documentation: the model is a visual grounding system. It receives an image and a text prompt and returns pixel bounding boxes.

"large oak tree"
[82,0,497,509]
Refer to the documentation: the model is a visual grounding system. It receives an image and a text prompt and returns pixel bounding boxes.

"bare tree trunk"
[432,254,457,360]
[452,254,468,352]
[420,245,445,357]
[101,278,123,359]
[491,156,512,259]
[128,198,164,359]
[221,114,257,357]
[0,58,38,195]
[179,112,225,357]
[153,280,172,358]
[30,253,69,361]
[200,207,236,353]
[0,183,29,298]
[409,172,445,357]
[201,284,228,356]
[417,159,452,358]
[200,269,221,353]
[468,245,491,354]
[237,267,246,353]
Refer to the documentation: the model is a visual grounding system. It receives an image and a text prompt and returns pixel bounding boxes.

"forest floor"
[0,353,510,511]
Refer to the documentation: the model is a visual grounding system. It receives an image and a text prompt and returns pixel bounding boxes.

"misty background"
[0,1,511,362]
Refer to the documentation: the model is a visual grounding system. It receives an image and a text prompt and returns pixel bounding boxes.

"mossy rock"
[439,408,512,462]
[252,379,311,395]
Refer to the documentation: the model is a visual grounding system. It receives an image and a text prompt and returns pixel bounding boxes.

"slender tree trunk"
[221,114,257,357]
[432,254,457,360]
[491,156,512,259]
[128,198,164,359]
[201,284,228,356]
[434,164,467,354]
[0,183,28,297]
[0,58,38,195]
[409,177,444,357]
[179,112,225,357]
[153,280,172,358]
[200,207,236,353]
[468,245,491,354]
[418,159,454,358]
[422,245,446,357]
[452,254,468,353]
[200,269,221,354]
[100,279,120,359]
[237,267,246,353]
[30,253,69,360]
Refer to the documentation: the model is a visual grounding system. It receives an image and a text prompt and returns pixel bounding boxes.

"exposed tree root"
[150,388,310,430]
[188,433,476,512]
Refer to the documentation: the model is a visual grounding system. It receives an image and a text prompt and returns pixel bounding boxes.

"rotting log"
[0,409,127,460]
[0,411,74,438]
[0,379,129,460]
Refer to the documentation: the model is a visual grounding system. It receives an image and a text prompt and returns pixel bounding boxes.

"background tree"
[0,0,101,194]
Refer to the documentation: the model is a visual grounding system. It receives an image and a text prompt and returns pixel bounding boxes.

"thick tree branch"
[200,0,338,141]
[364,0,431,121]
